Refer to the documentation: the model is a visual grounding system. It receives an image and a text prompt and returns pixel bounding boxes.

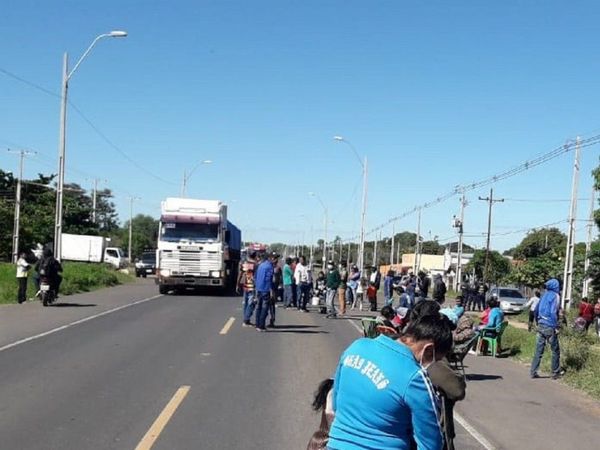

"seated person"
[376,305,400,334]
[484,298,504,332]
[453,312,476,346]
[475,299,493,330]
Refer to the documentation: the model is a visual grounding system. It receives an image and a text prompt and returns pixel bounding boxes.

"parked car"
[489,287,526,314]
[135,251,156,278]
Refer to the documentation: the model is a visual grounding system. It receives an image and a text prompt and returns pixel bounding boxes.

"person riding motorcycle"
[35,248,63,297]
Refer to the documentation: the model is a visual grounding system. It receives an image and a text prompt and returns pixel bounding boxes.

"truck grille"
[160,250,221,274]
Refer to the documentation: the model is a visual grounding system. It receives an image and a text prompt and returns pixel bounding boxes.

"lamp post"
[309,192,328,270]
[128,196,140,262]
[334,136,368,278]
[181,159,212,197]
[54,30,127,260]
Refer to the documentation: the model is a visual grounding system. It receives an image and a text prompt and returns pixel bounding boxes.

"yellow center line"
[134,386,190,450]
[219,317,236,335]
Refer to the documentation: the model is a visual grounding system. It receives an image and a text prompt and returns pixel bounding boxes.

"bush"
[0,262,133,304]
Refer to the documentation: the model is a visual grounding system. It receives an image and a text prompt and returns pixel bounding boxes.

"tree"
[585,163,600,296]
[121,214,159,259]
[465,249,512,284]
[511,227,566,260]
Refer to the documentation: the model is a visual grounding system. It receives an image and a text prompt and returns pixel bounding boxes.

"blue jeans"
[243,290,256,323]
[326,288,337,315]
[283,285,293,307]
[255,291,271,330]
[530,325,560,376]
[384,296,393,306]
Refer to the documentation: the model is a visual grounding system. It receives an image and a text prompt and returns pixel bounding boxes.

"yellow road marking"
[219,317,236,335]
[134,386,190,450]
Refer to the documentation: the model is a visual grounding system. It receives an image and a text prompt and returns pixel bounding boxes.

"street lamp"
[181,160,212,197]
[309,192,328,270]
[334,135,368,278]
[54,30,127,260]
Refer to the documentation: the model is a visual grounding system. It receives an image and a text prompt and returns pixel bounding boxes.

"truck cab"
[104,247,128,269]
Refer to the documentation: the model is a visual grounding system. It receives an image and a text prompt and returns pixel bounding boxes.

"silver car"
[489,287,526,314]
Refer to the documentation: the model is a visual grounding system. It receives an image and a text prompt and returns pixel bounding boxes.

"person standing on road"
[295,256,310,312]
[348,266,360,310]
[268,253,281,328]
[432,274,447,304]
[338,262,348,315]
[283,257,294,309]
[238,251,258,327]
[383,270,394,306]
[254,253,274,332]
[328,314,453,450]
[16,252,31,304]
[531,278,562,380]
[524,290,541,332]
[418,270,431,300]
[326,261,340,318]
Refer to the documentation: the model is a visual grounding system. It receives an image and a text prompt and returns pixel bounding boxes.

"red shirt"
[579,302,594,322]
[480,308,491,326]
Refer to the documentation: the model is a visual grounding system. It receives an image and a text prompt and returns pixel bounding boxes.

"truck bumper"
[157,275,224,287]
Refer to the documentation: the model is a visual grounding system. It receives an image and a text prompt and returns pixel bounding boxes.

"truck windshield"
[160,222,219,242]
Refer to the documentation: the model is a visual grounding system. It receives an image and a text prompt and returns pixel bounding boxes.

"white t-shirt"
[16,257,30,278]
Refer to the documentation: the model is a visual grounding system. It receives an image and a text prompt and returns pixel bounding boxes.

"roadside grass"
[0,262,134,304]
[502,324,600,400]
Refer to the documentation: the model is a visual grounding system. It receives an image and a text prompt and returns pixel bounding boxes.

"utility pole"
[128,196,140,262]
[453,191,467,291]
[89,178,107,224]
[390,223,395,266]
[413,208,422,274]
[478,188,504,284]
[562,139,581,309]
[9,149,35,263]
[373,231,379,267]
[346,242,351,267]
[583,187,597,297]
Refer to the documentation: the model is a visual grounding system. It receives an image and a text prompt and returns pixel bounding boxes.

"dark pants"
[255,291,271,330]
[17,277,28,303]
[291,283,298,308]
[528,310,536,331]
[298,282,310,310]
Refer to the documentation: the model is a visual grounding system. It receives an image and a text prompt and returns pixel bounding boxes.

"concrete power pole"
[373,231,379,267]
[478,188,504,284]
[128,196,140,262]
[562,139,581,309]
[390,223,395,266]
[453,191,467,291]
[413,208,422,274]
[583,187,597,297]
[9,149,35,263]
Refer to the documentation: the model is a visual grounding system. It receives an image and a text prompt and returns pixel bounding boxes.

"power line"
[0,66,176,186]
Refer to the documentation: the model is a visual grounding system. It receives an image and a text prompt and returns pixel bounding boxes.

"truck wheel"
[159,285,169,295]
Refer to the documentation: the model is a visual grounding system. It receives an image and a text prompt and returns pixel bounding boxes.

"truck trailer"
[60,233,128,268]
[156,198,241,294]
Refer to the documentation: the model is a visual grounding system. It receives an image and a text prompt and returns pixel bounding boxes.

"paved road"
[0,280,597,449]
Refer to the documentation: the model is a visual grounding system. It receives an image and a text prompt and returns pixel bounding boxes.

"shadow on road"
[51,303,97,308]
[274,324,319,329]
[270,329,329,334]
[466,373,504,381]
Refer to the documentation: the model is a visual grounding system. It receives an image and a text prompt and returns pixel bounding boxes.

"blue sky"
[1,0,599,251]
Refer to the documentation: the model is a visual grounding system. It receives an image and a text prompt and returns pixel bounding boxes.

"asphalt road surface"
[0,279,597,449]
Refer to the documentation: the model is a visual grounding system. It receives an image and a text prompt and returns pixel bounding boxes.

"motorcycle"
[39,276,56,307]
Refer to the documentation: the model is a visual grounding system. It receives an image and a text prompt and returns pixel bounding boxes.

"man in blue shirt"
[531,278,562,379]
[254,253,274,332]
[329,314,453,450]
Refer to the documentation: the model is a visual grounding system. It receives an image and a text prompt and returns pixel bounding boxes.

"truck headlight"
[211,271,221,278]
[160,269,171,277]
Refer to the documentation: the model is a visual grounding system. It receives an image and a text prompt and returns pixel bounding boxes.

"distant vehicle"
[61,233,128,269]
[135,251,156,278]
[489,287,526,314]
[156,198,242,294]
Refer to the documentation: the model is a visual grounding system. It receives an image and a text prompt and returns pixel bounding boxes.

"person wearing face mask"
[328,314,453,450]
[326,261,341,318]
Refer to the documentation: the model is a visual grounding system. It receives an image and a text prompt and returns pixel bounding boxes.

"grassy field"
[0,262,134,304]
[502,324,600,400]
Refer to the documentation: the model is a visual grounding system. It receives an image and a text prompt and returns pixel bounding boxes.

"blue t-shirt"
[486,307,504,330]
[329,336,443,450]
[254,260,273,293]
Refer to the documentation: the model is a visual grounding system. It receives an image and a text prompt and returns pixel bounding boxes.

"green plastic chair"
[361,318,378,338]
[477,321,508,357]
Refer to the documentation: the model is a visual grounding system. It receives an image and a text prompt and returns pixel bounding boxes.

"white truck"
[156,198,242,294]
[61,233,128,269]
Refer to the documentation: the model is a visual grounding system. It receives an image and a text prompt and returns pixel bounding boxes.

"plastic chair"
[361,318,378,338]
[477,321,508,357]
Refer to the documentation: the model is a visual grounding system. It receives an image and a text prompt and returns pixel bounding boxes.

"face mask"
[419,344,436,370]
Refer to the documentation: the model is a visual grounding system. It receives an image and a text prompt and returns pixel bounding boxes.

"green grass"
[502,324,600,400]
[0,262,134,304]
